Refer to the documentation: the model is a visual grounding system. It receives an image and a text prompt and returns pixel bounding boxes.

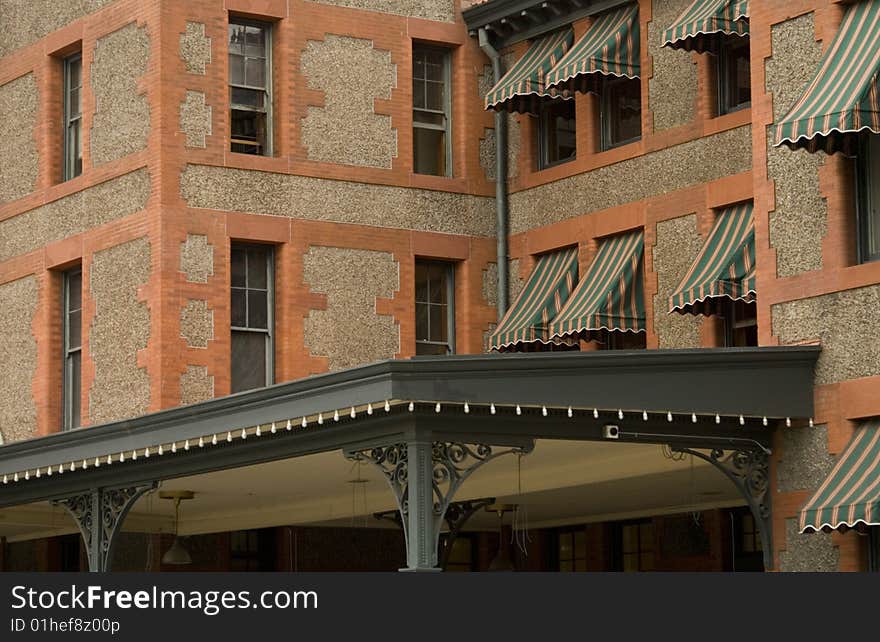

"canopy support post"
[346,435,533,572]
[53,483,157,572]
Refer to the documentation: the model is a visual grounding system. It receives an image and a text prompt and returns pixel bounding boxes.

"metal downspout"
[478,28,509,318]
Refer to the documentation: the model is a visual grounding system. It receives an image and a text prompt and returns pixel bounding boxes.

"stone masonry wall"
[0,73,39,204]
[89,238,151,424]
[303,247,399,371]
[652,214,703,348]
[0,276,38,443]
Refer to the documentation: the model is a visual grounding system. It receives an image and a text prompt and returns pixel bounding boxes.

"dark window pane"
[425,80,445,111]
[231,289,247,327]
[413,56,425,80]
[231,331,267,393]
[229,53,245,86]
[248,290,268,329]
[69,87,81,117]
[413,110,444,127]
[863,135,880,261]
[416,342,449,356]
[540,99,577,167]
[68,351,81,429]
[229,24,246,54]
[245,25,266,58]
[67,271,82,311]
[415,303,429,340]
[245,57,265,88]
[413,127,446,176]
[68,57,82,90]
[231,87,264,109]
[247,247,269,288]
[231,248,246,287]
[425,55,444,81]
[574,559,587,572]
[429,304,446,342]
[231,109,265,154]
[604,78,641,148]
[415,263,428,302]
[428,265,446,303]
[413,82,426,110]
[721,37,751,112]
[67,310,82,350]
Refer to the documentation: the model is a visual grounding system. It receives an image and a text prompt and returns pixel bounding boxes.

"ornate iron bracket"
[674,447,773,570]
[347,440,533,569]
[53,483,157,572]
[374,496,496,570]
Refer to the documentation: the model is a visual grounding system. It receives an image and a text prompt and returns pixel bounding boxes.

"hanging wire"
[512,452,531,557]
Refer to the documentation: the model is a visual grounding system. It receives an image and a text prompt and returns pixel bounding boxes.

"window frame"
[62,51,83,181]
[600,74,642,151]
[615,518,655,572]
[856,134,880,264]
[869,527,880,573]
[412,43,453,177]
[414,259,455,356]
[537,97,577,170]
[62,267,82,431]
[230,243,275,393]
[228,17,273,156]
[716,35,751,116]
[555,526,587,572]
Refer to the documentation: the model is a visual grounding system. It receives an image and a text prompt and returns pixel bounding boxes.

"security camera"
[603,424,620,439]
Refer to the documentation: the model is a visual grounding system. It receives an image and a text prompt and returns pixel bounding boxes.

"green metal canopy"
[662,0,749,53]
[800,419,880,533]
[544,3,640,97]
[548,230,644,340]
[489,246,578,349]
[484,28,573,114]
[669,201,755,316]
[774,0,880,154]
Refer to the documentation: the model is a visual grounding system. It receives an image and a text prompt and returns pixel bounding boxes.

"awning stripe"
[669,202,755,315]
[548,230,645,339]
[662,0,749,53]
[545,3,640,96]
[489,247,579,349]
[774,1,880,154]
[485,29,573,113]
[800,419,880,533]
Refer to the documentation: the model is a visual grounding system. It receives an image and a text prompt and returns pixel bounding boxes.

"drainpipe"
[478,27,509,318]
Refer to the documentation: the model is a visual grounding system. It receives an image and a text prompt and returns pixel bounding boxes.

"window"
[601,76,641,150]
[415,260,454,355]
[617,520,654,572]
[228,18,272,155]
[730,507,764,572]
[62,268,82,430]
[62,52,82,181]
[537,98,577,169]
[230,529,276,571]
[557,528,586,572]
[599,329,647,350]
[412,45,451,176]
[717,36,751,115]
[722,300,757,347]
[231,244,273,393]
[869,527,880,573]
[856,134,880,264]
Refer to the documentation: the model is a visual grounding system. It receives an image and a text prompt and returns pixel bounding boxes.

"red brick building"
[0,0,877,572]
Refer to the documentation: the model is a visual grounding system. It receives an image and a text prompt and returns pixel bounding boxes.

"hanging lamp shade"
[162,536,192,565]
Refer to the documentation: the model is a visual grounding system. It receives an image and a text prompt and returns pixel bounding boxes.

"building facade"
[0,0,877,572]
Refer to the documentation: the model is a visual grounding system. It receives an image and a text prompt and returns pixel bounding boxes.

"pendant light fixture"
[485,503,517,572]
[159,490,195,565]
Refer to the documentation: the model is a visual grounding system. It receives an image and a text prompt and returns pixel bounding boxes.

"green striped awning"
[489,247,579,349]
[662,0,749,53]
[544,3,640,97]
[669,201,755,315]
[548,230,644,340]
[800,419,880,533]
[774,1,880,154]
[485,29,573,114]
